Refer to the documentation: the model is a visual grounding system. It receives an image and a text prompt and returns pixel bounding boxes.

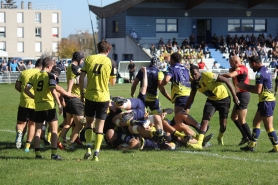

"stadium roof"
[89,0,278,18]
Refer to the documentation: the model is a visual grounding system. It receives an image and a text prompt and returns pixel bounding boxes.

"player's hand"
[58,105,63,115]
[141,67,146,72]
[233,95,240,105]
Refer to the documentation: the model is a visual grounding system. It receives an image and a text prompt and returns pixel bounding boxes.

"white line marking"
[181,150,278,163]
[0,129,15,133]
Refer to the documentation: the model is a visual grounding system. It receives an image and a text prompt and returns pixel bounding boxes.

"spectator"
[172,38,178,46]
[189,33,195,48]
[9,59,20,72]
[269,58,277,68]
[26,60,35,69]
[1,59,8,72]
[181,38,190,49]
[158,38,164,49]
[57,60,66,71]
[198,59,208,70]
[18,60,26,71]
[130,29,139,40]
[149,44,157,56]
[128,59,136,83]
[211,34,218,48]
[212,62,218,69]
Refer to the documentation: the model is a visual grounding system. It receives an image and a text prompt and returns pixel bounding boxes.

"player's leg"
[47,109,62,160]
[15,106,28,149]
[25,120,35,152]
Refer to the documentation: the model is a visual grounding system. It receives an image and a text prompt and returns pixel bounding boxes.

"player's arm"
[158,75,172,102]
[221,70,238,78]
[50,87,63,114]
[140,67,147,95]
[184,88,197,111]
[56,84,77,98]
[15,81,21,93]
[216,75,239,105]
[79,71,86,102]
[237,83,262,94]
[24,84,34,99]
[109,59,117,86]
[131,78,139,97]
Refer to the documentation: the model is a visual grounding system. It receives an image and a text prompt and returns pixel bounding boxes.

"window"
[0,41,6,51]
[0,27,5,37]
[17,27,23,38]
[35,42,41,52]
[255,19,266,32]
[52,13,58,23]
[113,21,118,33]
[228,19,240,32]
[35,13,41,23]
[52,42,58,52]
[17,12,23,23]
[52,27,58,37]
[228,19,266,32]
[156,19,177,32]
[242,19,253,32]
[35,27,41,37]
[0,12,5,23]
[17,42,24,52]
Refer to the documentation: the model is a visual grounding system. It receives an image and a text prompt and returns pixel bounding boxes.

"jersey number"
[92,64,103,76]
[37,80,44,91]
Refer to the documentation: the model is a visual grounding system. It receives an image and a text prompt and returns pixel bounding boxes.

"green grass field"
[1,82,278,185]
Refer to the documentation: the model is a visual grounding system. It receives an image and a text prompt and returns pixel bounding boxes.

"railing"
[0,71,67,84]
[1,67,276,84]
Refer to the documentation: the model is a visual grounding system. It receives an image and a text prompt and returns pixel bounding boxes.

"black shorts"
[85,99,109,120]
[203,97,230,120]
[17,106,35,122]
[174,96,191,109]
[34,109,58,123]
[65,98,84,116]
[235,92,250,110]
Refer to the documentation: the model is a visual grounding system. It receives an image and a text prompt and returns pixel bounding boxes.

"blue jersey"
[255,66,275,102]
[129,93,146,120]
[166,63,191,102]
[136,66,164,101]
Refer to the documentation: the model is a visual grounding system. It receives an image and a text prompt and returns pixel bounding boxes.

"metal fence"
[0,71,67,84]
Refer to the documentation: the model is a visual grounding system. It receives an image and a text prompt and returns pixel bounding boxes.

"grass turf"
[0,82,278,185]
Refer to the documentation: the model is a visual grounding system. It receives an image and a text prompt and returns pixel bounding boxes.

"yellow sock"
[25,143,31,149]
[273,145,278,151]
[85,129,93,146]
[47,132,51,143]
[248,141,257,148]
[198,134,205,144]
[173,130,185,138]
[94,133,103,151]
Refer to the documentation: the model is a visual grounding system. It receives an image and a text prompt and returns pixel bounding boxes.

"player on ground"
[14,59,43,152]
[24,57,63,159]
[79,40,117,161]
[184,65,239,149]
[221,56,252,145]
[238,56,278,152]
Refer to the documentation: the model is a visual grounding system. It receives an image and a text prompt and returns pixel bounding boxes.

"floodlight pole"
[87,0,98,54]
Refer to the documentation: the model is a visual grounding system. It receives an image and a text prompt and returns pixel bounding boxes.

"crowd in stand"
[211,33,278,64]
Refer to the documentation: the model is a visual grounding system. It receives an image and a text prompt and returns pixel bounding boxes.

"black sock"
[241,123,252,140]
[233,120,246,138]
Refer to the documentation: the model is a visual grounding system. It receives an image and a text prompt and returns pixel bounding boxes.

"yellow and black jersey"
[27,71,57,111]
[66,63,82,96]
[191,72,229,101]
[81,54,116,102]
[17,68,40,109]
